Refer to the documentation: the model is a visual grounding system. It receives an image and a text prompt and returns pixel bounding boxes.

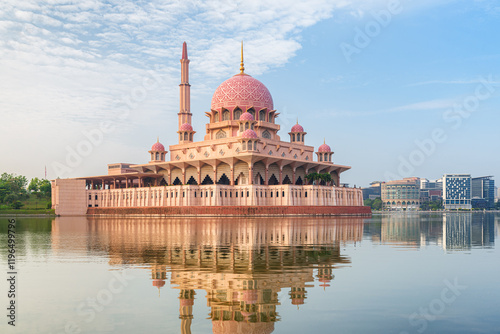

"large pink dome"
[211,74,273,111]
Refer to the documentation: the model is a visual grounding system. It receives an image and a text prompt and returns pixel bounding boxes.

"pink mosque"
[51,42,368,216]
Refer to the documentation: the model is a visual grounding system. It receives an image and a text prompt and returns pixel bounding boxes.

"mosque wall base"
[87,205,372,217]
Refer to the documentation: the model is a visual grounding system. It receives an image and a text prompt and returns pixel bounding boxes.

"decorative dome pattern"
[239,111,254,121]
[211,74,273,111]
[179,123,193,131]
[151,141,165,151]
[241,129,258,139]
[318,143,331,152]
[291,123,304,132]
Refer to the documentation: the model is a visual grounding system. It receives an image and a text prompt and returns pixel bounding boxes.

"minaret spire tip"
[182,41,188,60]
[240,40,245,74]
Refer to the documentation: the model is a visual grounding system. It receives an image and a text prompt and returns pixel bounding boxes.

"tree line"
[0,173,51,209]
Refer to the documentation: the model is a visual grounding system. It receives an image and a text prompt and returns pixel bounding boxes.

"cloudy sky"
[1,0,499,186]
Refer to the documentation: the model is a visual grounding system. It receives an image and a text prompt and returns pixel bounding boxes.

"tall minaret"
[178,41,194,143]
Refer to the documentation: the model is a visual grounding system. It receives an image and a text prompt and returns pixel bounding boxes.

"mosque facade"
[51,42,368,216]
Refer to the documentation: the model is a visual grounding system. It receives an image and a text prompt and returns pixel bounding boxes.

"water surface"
[0,213,499,333]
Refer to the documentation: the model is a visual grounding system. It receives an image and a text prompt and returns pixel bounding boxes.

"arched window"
[214,111,219,122]
[222,110,230,121]
[234,109,242,120]
[161,153,164,160]
[292,134,295,142]
[248,108,255,119]
[259,110,266,121]
[239,124,243,132]
[156,152,159,160]
[245,122,249,130]
[189,133,193,141]
[151,153,154,160]
[319,154,323,162]
[253,141,257,150]
[184,132,188,140]
[262,130,271,139]
[242,141,247,150]
[297,134,301,141]
[251,123,254,130]
[216,130,226,139]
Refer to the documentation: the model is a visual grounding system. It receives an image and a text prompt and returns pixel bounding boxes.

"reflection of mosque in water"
[52,217,364,334]
[368,213,496,251]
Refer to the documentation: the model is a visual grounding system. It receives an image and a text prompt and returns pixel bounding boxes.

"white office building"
[443,174,471,210]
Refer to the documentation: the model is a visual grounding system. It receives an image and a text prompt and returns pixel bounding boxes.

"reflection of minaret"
[289,284,306,308]
[317,264,334,290]
[178,41,195,144]
[179,289,195,334]
[151,265,167,296]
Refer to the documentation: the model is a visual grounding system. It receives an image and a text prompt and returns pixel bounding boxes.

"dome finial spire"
[157,136,159,143]
[240,40,245,74]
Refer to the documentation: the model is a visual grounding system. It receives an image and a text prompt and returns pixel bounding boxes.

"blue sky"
[0,0,499,187]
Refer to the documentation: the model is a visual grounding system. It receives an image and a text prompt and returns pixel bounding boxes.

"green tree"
[39,179,52,197]
[372,198,382,210]
[0,173,28,203]
[11,201,24,209]
[28,177,41,193]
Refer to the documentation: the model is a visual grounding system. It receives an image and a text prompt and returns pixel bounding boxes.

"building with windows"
[443,174,471,210]
[471,176,495,209]
[381,177,420,211]
[362,181,382,200]
[51,42,367,216]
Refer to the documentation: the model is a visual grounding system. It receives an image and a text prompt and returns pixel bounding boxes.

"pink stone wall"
[51,179,87,216]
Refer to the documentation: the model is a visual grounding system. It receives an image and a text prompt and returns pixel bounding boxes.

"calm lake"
[1,213,499,334]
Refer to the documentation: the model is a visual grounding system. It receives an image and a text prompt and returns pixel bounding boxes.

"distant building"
[382,177,420,211]
[362,181,382,200]
[443,174,471,210]
[420,178,443,203]
[471,176,495,209]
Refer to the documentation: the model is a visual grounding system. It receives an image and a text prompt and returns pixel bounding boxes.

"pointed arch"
[259,109,266,122]
[268,174,279,185]
[222,109,230,121]
[254,172,264,185]
[216,130,227,139]
[201,175,214,185]
[234,108,242,120]
[217,174,230,185]
[186,176,198,185]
